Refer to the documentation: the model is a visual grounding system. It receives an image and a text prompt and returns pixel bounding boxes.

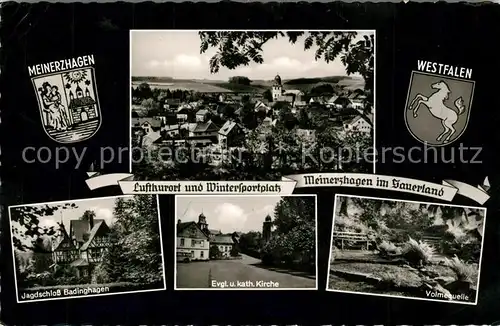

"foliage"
[401,237,435,266]
[444,256,477,283]
[209,245,222,259]
[98,195,163,284]
[261,197,315,270]
[238,231,262,258]
[377,240,402,256]
[228,76,252,85]
[230,246,240,257]
[262,89,273,102]
[91,263,110,284]
[198,31,374,107]
[310,83,335,95]
[10,202,78,251]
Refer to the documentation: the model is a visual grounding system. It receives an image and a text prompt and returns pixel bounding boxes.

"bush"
[401,237,435,266]
[444,256,477,283]
[378,240,401,256]
[91,263,110,284]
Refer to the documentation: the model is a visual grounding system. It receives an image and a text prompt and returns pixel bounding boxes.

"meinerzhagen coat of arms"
[404,65,475,147]
[29,55,101,143]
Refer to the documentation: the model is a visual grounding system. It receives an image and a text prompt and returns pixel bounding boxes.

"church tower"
[197,212,208,232]
[272,74,282,101]
[263,214,272,244]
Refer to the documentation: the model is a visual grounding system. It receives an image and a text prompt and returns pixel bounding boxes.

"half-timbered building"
[51,215,111,278]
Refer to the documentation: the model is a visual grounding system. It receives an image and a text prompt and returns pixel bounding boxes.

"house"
[343,115,373,134]
[161,124,180,138]
[52,215,111,278]
[212,235,235,257]
[218,120,245,148]
[309,97,327,105]
[176,219,210,261]
[68,86,98,124]
[254,101,271,114]
[142,131,162,147]
[327,95,352,109]
[190,121,220,139]
[164,98,181,110]
[176,107,190,122]
[132,117,163,134]
[196,109,210,122]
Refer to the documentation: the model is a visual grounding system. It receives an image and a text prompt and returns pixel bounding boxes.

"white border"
[403,70,476,147]
[128,29,377,175]
[9,195,167,303]
[326,193,487,306]
[173,194,318,290]
[31,67,103,144]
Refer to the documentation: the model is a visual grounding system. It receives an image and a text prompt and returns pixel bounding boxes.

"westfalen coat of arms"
[31,67,101,143]
[404,71,475,146]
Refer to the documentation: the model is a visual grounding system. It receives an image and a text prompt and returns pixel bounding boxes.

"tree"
[298,108,311,129]
[240,101,257,129]
[230,246,240,257]
[199,31,374,107]
[262,89,273,102]
[210,245,222,259]
[10,203,78,251]
[141,98,161,116]
[228,76,252,85]
[137,82,153,99]
[102,195,163,284]
[81,210,96,222]
[310,83,335,96]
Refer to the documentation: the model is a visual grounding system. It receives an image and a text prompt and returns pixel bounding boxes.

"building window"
[83,269,88,277]
[191,251,195,258]
[200,251,204,258]
[180,238,185,247]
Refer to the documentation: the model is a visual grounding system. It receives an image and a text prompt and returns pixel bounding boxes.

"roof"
[53,226,76,251]
[166,99,181,105]
[212,235,234,244]
[70,219,104,243]
[345,115,372,127]
[193,121,219,133]
[209,229,222,235]
[80,221,110,251]
[68,96,96,109]
[283,89,304,95]
[143,131,162,144]
[181,122,198,132]
[177,221,210,240]
[196,109,209,115]
[70,258,89,267]
[133,117,162,128]
[218,120,239,136]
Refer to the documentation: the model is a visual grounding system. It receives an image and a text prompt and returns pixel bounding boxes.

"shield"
[32,67,102,143]
[404,71,475,146]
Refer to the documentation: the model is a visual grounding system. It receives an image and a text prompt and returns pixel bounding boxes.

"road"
[176,254,316,289]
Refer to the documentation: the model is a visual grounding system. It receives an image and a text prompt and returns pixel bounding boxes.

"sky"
[176,196,282,233]
[131,30,373,80]
[10,196,133,248]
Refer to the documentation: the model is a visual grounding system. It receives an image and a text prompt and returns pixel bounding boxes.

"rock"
[435,276,456,286]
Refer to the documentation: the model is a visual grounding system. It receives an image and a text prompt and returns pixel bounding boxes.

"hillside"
[132,76,365,93]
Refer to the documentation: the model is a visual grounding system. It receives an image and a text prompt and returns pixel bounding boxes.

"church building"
[271,74,305,106]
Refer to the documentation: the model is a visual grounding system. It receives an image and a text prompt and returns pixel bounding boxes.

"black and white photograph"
[130,30,375,181]
[9,195,166,302]
[175,195,317,290]
[327,194,486,305]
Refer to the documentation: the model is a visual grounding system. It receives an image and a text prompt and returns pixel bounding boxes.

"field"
[132,76,365,93]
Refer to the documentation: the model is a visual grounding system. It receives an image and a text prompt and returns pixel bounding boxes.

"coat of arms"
[31,64,101,143]
[404,71,475,146]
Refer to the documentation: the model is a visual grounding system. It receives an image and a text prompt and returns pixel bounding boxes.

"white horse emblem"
[408,80,466,143]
